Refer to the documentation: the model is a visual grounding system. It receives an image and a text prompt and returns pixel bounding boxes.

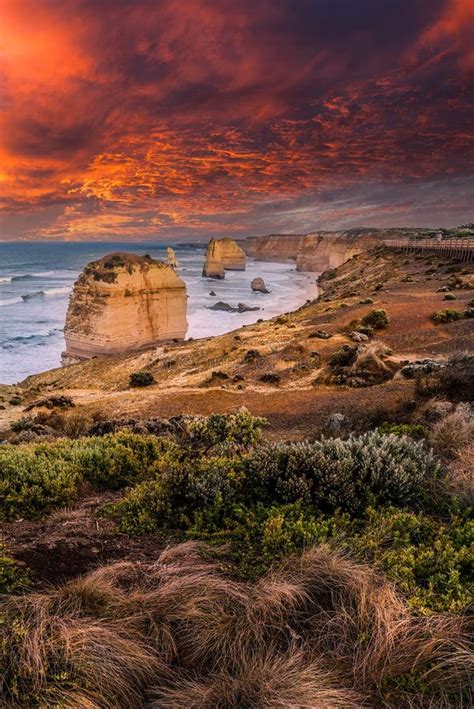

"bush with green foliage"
[431,308,464,324]
[0,432,169,520]
[214,505,473,612]
[129,370,155,387]
[245,432,440,513]
[377,422,428,440]
[0,545,30,594]
[361,309,390,329]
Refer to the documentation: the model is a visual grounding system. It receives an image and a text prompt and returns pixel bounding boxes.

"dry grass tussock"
[1,542,472,708]
[430,403,474,459]
[448,443,474,506]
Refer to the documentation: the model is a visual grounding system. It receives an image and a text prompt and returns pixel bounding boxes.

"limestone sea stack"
[202,238,246,278]
[63,253,187,363]
[167,246,179,268]
[251,277,269,293]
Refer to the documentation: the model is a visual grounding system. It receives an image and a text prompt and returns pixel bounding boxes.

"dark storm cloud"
[0,0,472,239]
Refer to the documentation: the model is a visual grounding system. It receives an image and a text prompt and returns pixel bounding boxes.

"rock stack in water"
[63,253,187,363]
[167,246,179,268]
[202,238,246,279]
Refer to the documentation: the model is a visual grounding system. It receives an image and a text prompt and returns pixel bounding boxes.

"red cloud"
[0,0,473,239]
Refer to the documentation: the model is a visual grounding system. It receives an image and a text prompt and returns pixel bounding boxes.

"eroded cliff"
[63,253,187,362]
[202,238,246,278]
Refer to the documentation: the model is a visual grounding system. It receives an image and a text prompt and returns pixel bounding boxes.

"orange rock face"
[202,238,246,278]
[63,253,187,362]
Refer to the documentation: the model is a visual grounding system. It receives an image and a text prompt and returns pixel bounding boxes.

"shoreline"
[0,251,319,385]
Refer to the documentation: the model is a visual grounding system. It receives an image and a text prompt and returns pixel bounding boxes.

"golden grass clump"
[1,542,472,708]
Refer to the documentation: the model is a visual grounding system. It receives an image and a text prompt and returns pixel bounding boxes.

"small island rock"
[251,277,269,293]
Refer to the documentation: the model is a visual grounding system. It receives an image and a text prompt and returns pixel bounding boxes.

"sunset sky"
[0,0,473,241]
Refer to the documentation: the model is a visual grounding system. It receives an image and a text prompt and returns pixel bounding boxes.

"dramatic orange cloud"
[0,0,473,240]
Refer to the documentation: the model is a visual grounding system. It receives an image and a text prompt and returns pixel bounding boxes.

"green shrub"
[377,422,428,440]
[129,371,155,387]
[431,309,464,324]
[260,372,281,384]
[443,293,456,301]
[245,432,441,514]
[106,456,244,535]
[0,546,30,593]
[180,409,266,454]
[243,349,261,363]
[349,508,473,613]
[0,433,168,520]
[359,298,374,305]
[361,309,390,329]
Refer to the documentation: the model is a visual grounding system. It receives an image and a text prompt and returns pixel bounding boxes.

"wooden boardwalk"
[384,236,474,262]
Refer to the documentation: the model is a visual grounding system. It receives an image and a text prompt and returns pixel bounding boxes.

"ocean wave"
[1,328,62,349]
[43,286,71,296]
[21,290,45,301]
[0,271,74,284]
[0,297,23,307]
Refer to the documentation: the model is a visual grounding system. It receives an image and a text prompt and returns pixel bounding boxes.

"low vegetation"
[1,543,471,708]
[1,408,472,706]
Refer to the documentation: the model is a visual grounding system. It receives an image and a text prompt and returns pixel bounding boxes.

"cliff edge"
[63,253,187,362]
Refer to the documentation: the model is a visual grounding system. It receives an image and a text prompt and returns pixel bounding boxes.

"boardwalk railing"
[384,236,474,262]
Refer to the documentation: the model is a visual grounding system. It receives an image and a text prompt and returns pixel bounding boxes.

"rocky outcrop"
[208,301,260,313]
[63,253,187,362]
[167,246,179,268]
[202,238,246,278]
[251,277,269,293]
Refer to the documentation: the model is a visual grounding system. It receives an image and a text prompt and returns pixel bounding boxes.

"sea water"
[0,242,318,384]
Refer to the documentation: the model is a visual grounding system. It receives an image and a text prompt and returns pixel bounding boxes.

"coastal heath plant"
[245,432,441,513]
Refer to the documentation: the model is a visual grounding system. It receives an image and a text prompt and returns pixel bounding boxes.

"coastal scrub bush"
[129,370,155,387]
[431,308,464,324]
[260,372,281,384]
[377,422,428,440]
[0,545,29,593]
[0,433,168,520]
[178,408,266,454]
[106,456,244,535]
[245,432,441,513]
[361,308,390,329]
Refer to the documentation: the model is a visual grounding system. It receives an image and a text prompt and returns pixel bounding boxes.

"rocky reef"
[63,253,187,363]
[202,238,246,278]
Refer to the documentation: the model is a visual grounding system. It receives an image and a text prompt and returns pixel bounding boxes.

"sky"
[0,0,473,241]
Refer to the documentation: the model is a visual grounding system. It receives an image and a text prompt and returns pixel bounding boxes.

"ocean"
[0,242,318,384]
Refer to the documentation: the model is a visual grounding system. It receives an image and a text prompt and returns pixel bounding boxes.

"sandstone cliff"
[241,234,306,261]
[63,253,187,362]
[167,246,179,268]
[239,229,390,271]
[296,231,379,272]
[202,238,246,278]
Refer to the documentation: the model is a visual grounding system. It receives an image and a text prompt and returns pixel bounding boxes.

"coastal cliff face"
[296,231,379,272]
[241,234,306,261]
[240,229,384,271]
[63,253,187,362]
[202,238,246,278]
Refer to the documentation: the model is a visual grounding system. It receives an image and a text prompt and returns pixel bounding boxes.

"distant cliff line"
[237,227,452,272]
